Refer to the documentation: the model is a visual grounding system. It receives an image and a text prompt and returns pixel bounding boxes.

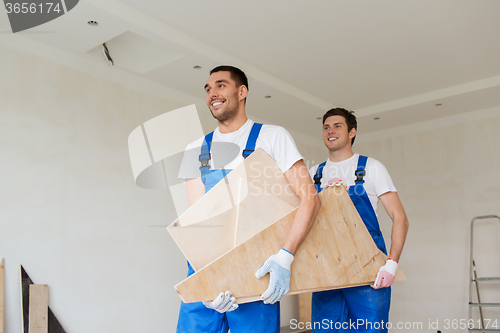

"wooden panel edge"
[0,259,3,333]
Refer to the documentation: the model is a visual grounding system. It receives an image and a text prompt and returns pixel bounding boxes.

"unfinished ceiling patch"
[86,31,184,73]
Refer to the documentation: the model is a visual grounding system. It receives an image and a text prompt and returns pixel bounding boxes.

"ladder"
[469,215,500,333]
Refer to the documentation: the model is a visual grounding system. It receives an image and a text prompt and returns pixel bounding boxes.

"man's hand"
[326,178,343,188]
[202,291,238,313]
[372,258,398,289]
[255,249,294,304]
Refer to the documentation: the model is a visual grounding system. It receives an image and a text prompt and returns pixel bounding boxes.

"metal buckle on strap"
[355,169,365,182]
[242,149,253,158]
[199,153,211,169]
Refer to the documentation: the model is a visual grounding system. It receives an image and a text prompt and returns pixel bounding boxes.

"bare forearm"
[388,214,409,262]
[281,160,322,255]
[379,191,409,263]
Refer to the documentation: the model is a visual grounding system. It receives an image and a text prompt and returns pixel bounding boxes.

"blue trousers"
[176,298,280,333]
[176,263,280,333]
[311,286,391,332]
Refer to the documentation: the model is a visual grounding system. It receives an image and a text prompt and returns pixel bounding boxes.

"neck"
[218,105,248,133]
[328,146,354,162]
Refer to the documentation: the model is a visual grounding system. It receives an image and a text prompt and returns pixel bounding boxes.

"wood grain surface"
[175,185,406,303]
[28,285,48,333]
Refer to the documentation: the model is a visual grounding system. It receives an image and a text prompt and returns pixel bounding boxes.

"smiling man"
[308,108,409,333]
[176,65,321,333]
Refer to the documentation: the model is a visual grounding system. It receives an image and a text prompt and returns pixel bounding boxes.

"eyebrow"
[324,122,343,127]
[204,79,230,90]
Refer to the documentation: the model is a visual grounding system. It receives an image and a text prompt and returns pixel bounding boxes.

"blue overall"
[176,123,280,333]
[311,156,391,332]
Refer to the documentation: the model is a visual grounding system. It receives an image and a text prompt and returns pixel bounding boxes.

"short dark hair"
[322,108,357,145]
[210,65,249,91]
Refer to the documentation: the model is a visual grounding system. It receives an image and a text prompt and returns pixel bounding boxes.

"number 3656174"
[5,2,62,14]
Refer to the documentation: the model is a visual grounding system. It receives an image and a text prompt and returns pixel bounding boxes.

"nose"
[209,88,219,99]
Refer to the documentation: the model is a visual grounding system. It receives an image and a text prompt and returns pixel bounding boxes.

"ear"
[239,85,248,101]
[349,128,357,139]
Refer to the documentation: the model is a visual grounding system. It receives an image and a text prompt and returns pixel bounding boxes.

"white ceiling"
[1,0,499,138]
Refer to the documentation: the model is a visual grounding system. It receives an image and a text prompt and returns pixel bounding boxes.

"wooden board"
[20,266,66,333]
[167,149,300,271]
[298,292,312,324]
[28,285,48,333]
[175,185,406,303]
[1,259,4,333]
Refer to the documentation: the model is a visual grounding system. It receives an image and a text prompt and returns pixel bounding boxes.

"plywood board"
[298,292,312,324]
[167,149,300,271]
[28,285,48,333]
[175,185,406,303]
[20,266,66,333]
[0,259,4,333]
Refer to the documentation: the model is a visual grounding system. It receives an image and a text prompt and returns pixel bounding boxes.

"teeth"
[328,138,336,141]
[212,101,223,107]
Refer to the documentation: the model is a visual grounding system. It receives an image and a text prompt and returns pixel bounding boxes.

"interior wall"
[352,107,500,332]
[0,44,192,333]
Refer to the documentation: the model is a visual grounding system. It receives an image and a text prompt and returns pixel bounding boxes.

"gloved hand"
[326,178,343,188]
[255,249,294,304]
[372,258,398,289]
[202,290,238,313]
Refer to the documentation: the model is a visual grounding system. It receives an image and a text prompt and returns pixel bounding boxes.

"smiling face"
[323,115,356,152]
[204,71,247,123]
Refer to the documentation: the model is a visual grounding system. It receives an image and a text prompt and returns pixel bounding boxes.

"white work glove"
[255,249,294,304]
[372,258,398,289]
[202,291,238,313]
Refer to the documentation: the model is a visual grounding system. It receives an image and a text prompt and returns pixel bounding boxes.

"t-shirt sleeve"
[177,139,204,182]
[270,126,304,173]
[369,158,397,197]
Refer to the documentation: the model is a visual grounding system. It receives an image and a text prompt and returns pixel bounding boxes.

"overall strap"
[199,131,214,177]
[350,155,368,202]
[355,155,368,183]
[242,123,263,158]
[313,161,327,193]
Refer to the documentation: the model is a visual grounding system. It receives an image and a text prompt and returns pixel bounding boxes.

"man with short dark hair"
[176,66,321,332]
[309,108,409,333]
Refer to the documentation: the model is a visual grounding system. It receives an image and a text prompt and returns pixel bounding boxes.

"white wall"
[0,44,191,333]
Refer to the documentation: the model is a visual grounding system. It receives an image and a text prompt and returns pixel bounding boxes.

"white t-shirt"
[178,119,303,181]
[308,154,396,213]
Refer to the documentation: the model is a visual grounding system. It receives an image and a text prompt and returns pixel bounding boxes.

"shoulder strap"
[199,132,214,175]
[242,123,263,158]
[355,155,368,183]
[313,161,327,193]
